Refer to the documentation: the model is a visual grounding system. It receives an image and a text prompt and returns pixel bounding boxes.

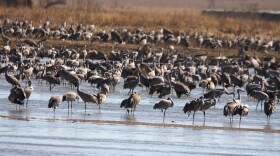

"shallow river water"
[0,65,279,155]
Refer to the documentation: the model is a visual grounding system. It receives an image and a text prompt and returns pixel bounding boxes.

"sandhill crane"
[128,92,141,115]
[88,75,105,87]
[44,74,61,91]
[77,85,98,112]
[148,75,165,86]
[66,72,80,88]
[36,64,46,85]
[158,83,172,98]
[203,86,227,102]
[183,96,204,124]
[229,74,243,90]
[139,63,154,77]
[121,92,141,115]
[99,83,110,95]
[57,69,69,87]
[22,65,34,80]
[96,77,111,89]
[199,79,214,93]
[172,81,190,98]
[203,83,233,101]
[24,80,33,108]
[8,86,26,109]
[97,92,107,109]
[220,73,231,88]
[5,66,21,87]
[62,92,79,112]
[199,98,217,122]
[1,29,10,45]
[123,73,140,94]
[250,90,269,110]
[232,104,249,126]
[137,72,149,89]
[48,96,62,115]
[120,98,130,114]
[223,89,244,123]
[264,100,276,122]
[110,74,120,92]
[149,84,165,96]
[153,97,174,122]
[0,66,8,75]
[9,63,18,73]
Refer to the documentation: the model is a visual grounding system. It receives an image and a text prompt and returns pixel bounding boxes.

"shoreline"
[1,115,279,134]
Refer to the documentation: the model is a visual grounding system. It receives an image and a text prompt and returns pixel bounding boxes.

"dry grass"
[0,1,279,38]
[0,1,279,60]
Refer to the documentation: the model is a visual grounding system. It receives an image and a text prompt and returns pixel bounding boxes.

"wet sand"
[1,115,280,134]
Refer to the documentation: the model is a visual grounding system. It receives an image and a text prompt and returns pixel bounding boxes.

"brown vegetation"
[0,0,279,38]
[0,1,279,60]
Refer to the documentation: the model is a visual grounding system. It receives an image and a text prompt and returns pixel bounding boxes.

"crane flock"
[0,19,279,127]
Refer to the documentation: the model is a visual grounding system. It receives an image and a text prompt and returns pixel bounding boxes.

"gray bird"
[223,89,244,123]
[232,104,249,126]
[120,92,141,115]
[8,86,26,109]
[264,100,276,122]
[44,74,61,91]
[97,92,107,109]
[128,92,141,115]
[24,80,33,108]
[153,97,174,122]
[48,96,62,115]
[120,98,131,114]
[77,85,98,112]
[199,97,217,122]
[5,65,21,87]
[183,96,204,124]
[123,73,140,94]
[62,92,79,112]
[250,90,269,110]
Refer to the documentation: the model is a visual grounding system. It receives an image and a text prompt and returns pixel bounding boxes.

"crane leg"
[192,112,195,125]
[85,102,87,113]
[133,107,136,116]
[239,116,242,127]
[50,84,56,91]
[26,98,29,109]
[256,101,259,110]
[187,112,190,117]
[267,115,268,122]
[53,108,56,119]
[163,109,166,122]
[71,101,73,113]
[203,111,206,123]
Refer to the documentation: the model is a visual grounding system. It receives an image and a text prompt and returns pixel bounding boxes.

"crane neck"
[169,98,174,107]
[237,90,241,102]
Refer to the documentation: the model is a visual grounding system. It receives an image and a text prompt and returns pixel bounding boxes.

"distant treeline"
[203,9,280,21]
